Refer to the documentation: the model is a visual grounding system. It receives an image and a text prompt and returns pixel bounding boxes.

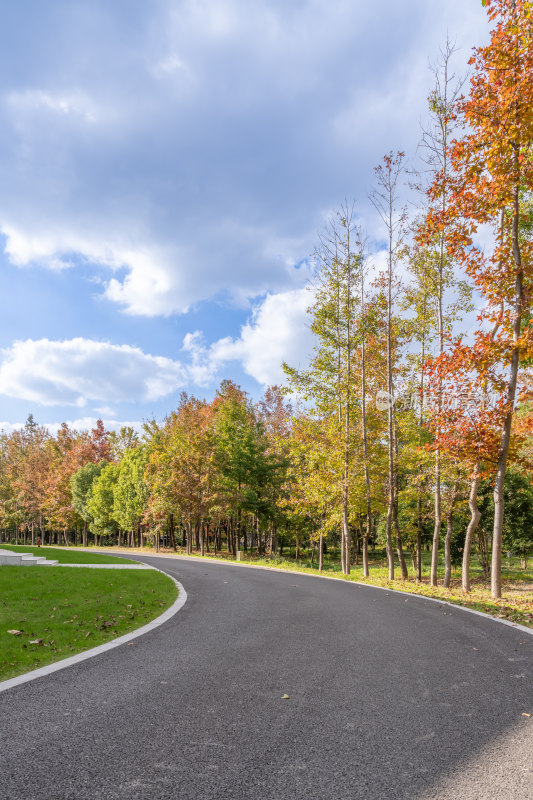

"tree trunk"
[318,533,324,572]
[443,482,458,588]
[462,465,481,592]
[386,496,394,581]
[431,447,442,587]
[362,526,369,578]
[393,434,408,580]
[491,173,524,599]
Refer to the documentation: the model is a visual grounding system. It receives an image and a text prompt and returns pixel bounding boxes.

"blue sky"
[0,0,489,432]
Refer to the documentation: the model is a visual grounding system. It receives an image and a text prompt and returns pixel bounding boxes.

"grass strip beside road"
[0,567,177,681]
[0,544,133,564]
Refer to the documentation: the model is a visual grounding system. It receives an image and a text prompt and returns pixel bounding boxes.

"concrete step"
[20,555,41,565]
[0,552,22,565]
[0,549,59,567]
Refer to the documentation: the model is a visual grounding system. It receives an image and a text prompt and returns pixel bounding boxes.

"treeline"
[0,386,303,558]
[0,378,531,583]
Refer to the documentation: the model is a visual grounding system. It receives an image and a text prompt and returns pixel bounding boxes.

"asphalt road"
[1,555,532,800]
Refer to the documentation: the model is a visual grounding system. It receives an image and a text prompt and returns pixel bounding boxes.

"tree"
[370,154,409,579]
[213,382,274,555]
[86,463,120,544]
[417,39,471,587]
[113,446,150,546]
[70,461,106,546]
[284,204,365,575]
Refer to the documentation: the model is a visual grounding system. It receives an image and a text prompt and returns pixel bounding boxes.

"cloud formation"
[0,287,314,414]
[185,288,314,386]
[0,339,187,406]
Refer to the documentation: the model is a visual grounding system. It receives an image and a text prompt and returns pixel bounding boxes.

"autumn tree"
[284,203,365,575]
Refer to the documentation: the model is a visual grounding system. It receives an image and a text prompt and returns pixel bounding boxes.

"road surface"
[1,555,532,799]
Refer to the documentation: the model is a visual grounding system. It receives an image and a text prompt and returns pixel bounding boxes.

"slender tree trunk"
[362,529,369,578]
[361,278,372,578]
[431,449,442,586]
[492,177,523,600]
[462,465,481,593]
[386,203,395,582]
[393,425,408,579]
[443,481,458,588]
[318,533,324,572]
[416,504,423,582]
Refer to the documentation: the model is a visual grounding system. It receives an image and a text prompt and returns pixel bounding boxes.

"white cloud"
[0,339,187,407]
[184,287,314,386]
[0,289,314,415]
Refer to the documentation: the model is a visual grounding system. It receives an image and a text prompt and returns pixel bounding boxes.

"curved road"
[1,555,532,800]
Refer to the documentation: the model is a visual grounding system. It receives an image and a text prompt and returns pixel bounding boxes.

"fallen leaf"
[29,639,43,645]
[522,713,531,718]
[281,694,290,699]
[7,630,21,636]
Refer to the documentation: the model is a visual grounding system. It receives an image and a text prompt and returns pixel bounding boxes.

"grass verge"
[0,566,177,681]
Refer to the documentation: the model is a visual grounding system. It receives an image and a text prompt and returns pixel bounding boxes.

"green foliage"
[87,462,120,538]
[70,461,107,525]
[113,447,150,532]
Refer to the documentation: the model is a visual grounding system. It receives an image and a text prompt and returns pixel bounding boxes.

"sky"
[0,0,490,433]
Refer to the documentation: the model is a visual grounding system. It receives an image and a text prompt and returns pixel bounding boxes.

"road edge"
[0,568,187,695]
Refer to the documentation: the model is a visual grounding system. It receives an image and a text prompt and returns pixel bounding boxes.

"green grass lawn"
[0,566,177,681]
[0,544,133,564]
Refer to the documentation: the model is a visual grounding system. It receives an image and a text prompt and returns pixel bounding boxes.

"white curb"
[52,563,153,569]
[0,569,187,694]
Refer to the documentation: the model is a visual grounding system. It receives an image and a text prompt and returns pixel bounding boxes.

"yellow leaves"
[281,694,290,700]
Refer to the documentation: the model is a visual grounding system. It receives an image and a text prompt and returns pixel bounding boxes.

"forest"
[1,0,532,602]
